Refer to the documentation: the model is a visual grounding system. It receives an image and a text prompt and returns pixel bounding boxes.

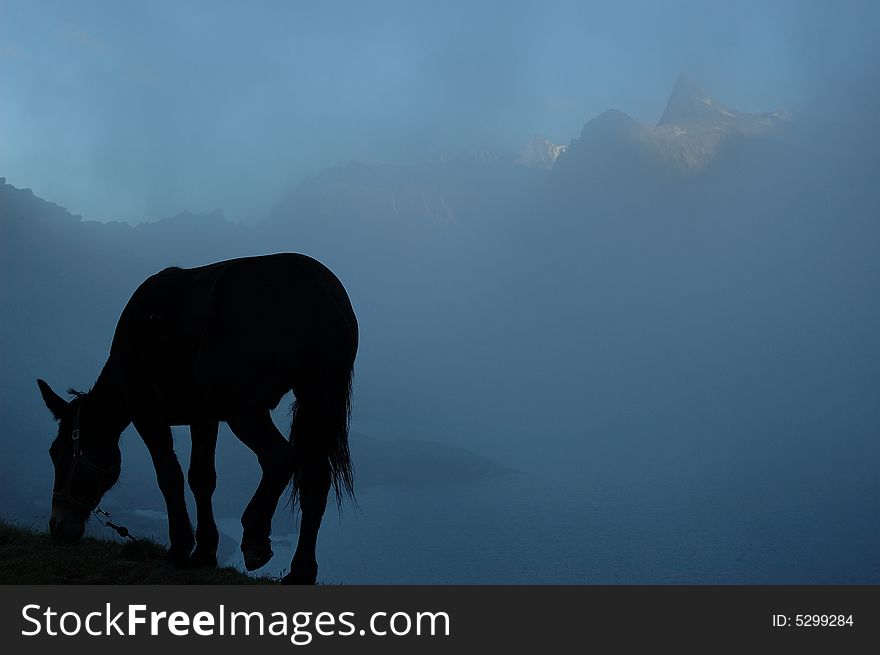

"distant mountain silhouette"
[555,75,793,183]
[250,75,808,255]
[0,178,254,269]
[0,76,798,257]
[259,154,545,248]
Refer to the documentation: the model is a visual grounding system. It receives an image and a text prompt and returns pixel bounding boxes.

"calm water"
[13,460,878,584]
[214,469,880,584]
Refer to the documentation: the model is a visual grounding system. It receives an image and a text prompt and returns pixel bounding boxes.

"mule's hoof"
[166,549,192,569]
[281,571,317,585]
[190,548,218,569]
[282,557,318,585]
[242,543,273,571]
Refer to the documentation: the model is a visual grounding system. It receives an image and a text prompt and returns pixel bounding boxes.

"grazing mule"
[38,253,358,584]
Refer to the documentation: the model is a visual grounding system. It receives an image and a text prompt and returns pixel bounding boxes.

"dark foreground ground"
[0,520,270,584]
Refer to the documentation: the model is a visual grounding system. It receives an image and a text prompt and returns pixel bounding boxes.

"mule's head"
[38,379,122,541]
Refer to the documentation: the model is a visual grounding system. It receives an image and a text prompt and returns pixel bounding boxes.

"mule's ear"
[37,379,69,421]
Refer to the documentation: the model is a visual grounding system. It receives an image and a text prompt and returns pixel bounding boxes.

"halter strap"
[53,405,120,511]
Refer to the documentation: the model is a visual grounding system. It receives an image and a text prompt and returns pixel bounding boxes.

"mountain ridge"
[556,74,793,177]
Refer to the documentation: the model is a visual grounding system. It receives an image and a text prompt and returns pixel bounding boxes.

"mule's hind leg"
[281,397,334,585]
[226,412,292,571]
[188,420,220,568]
[134,420,194,567]
[283,452,331,585]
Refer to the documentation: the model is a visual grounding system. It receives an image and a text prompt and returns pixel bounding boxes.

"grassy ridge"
[0,520,272,584]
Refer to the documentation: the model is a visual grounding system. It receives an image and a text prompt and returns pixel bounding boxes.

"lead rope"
[92,507,151,583]
[68,407,149,581]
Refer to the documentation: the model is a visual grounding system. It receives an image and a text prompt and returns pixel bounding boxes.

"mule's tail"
[288,364,355,512]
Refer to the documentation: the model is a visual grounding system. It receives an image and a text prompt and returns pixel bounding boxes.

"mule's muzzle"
[49,503,86,541]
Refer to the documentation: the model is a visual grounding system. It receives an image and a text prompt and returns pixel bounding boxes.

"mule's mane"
[65,388,91,406]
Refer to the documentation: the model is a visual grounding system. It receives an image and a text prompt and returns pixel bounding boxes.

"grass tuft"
[0,519,274,584]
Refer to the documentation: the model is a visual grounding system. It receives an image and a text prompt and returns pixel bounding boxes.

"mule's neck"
[86,366,132,438]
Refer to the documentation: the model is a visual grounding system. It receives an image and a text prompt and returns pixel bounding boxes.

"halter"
[52,406,121,512]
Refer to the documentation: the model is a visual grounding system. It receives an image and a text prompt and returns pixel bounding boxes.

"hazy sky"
[1,0,877,223]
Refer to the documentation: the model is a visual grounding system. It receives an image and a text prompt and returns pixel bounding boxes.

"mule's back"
[194,254,357,412]
[109,253,357,422]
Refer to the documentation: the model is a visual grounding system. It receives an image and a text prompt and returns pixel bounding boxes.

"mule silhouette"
[38,253,358,584]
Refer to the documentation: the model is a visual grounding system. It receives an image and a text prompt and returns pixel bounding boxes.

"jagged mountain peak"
[554,76,795,177]
[581,109,642,136]
[660,74,741,125]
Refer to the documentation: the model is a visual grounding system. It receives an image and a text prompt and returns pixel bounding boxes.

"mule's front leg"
[188,420,220,568]
[135,420,194,567]
[227,413,292,572]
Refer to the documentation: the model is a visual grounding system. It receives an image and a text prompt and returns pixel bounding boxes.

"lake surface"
[213,468,880,584]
